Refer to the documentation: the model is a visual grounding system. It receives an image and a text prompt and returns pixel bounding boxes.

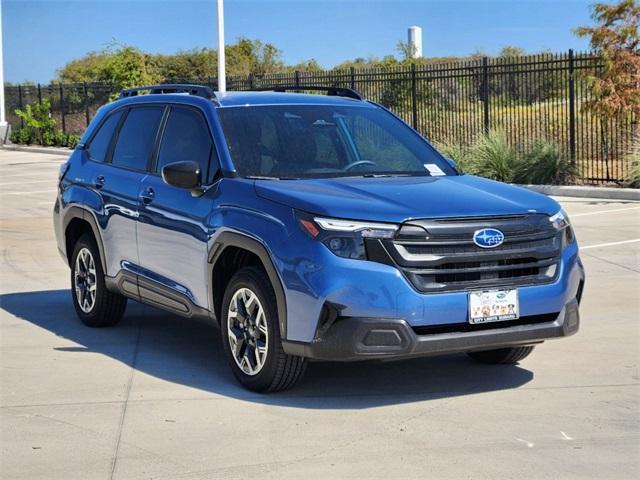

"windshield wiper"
[358,172,430,178]
[245,175,302,181]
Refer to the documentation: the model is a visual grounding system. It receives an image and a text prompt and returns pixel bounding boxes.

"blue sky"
[4,0,597,83]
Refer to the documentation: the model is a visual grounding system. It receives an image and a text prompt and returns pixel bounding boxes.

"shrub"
[625,141,640,188]
[10,98,80,149]
[468,129,516,182]
[10,127,80,149]
[10,127,34,145]
[514,141,577,185]
[433,141,474,173]
[15,98,57,145]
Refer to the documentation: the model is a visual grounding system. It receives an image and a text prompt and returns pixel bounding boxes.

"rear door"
[97,105,165,282]
[136,105,220,313]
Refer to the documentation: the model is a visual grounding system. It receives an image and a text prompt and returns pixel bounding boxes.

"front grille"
[412,312,559,335]
[380,214,562,293]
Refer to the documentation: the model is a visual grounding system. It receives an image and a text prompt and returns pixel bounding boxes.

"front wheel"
[221,266,306,392]
[467,346,535,364]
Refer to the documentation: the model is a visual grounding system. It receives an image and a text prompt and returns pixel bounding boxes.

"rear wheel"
[221,266,306,392]
[70,234,127,327]
[467,346,535,364]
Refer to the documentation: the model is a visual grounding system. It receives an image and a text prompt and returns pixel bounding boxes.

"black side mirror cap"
[161,161,201,190]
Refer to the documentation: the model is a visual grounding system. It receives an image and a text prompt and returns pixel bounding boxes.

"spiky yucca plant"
[514,141,577,185]
[469,130,516,182]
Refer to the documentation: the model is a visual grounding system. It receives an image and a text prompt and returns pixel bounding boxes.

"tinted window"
[87,110,123,162]
[217,105,453,178]
[157,107,215,182]
[111,107,164,171]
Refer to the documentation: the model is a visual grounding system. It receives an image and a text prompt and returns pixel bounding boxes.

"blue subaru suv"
[54,84,584,392]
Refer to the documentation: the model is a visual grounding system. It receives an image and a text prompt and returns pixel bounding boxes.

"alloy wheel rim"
[227,288,268,376]
[74,247,97,313]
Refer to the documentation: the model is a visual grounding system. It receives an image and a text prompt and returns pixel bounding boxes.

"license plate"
[468,289,519,324]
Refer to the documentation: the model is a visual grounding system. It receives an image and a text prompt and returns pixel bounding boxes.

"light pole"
[0,0,8,142]
[217,0,226,93]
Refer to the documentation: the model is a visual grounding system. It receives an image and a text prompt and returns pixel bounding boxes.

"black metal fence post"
[17,85,24,128]
[350,67,355,90]
[83,82,90,128]
[248,73,254,90]
[482,56,490,134]
[568,49,577,165]
[294,70,301,88]
[37,84,42,103]
[59,83,66,134]
[411,63,418,129]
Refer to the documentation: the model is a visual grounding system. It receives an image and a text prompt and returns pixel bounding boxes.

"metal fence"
[4,50,636,184]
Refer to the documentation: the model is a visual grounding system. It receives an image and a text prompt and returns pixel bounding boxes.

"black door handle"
[94,175,105,189]
[140,186,155,204]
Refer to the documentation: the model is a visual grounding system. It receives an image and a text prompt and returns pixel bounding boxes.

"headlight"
[549,208,570,230]
[298,213,398,259]
[549,208,575,246]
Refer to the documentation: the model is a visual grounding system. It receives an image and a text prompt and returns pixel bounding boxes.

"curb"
[1,144,73,157]
[521,184,640,201]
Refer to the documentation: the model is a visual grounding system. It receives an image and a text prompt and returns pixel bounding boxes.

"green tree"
[98,45,158,93]
[499,46,526,58]
[152,48,216,81]
[396,40,417,60]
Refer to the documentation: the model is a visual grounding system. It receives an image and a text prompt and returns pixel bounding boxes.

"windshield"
[216,104,455,179]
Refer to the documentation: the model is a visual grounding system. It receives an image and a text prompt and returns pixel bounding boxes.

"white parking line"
[572,207,640,217]
[0,179,55,187]
[581,239,640,250]
[0,189,58,196]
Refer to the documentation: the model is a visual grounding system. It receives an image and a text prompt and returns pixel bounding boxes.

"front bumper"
[282,299,580,361]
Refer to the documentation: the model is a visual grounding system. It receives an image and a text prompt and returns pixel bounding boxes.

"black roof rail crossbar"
[258,86,364,101]
[119,84,216,100]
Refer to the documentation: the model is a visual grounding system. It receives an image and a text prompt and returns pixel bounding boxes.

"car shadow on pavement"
[1,289,533,408]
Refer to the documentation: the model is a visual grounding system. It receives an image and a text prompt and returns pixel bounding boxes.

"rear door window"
[111,107,164,171]
[87,110,123,162]
[156,107,216,183]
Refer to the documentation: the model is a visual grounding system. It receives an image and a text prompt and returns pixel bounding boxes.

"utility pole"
[217,0,226,93]
[0,0,8,142]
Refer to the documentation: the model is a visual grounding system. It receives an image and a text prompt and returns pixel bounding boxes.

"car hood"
[254,175,560,222]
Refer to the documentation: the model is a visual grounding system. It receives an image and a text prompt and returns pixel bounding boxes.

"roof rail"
[257,86,365,101]
[119,84,216,100]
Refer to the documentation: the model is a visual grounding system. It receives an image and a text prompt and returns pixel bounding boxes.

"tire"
[70,233,127,327]
[467,346,535,364]
[221,266,307,392]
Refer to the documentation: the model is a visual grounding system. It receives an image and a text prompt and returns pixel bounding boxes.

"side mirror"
[161,161,201,190]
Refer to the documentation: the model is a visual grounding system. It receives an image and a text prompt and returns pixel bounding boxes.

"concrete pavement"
[1,149,639,479]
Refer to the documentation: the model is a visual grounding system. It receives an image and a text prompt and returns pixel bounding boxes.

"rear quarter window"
[87,110,124,163]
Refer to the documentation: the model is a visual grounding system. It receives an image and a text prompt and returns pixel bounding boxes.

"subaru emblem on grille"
[473,228,505,248]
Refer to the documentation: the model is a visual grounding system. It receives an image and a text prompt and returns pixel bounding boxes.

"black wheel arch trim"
[208,231,288,340]
[62,206,107,273]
